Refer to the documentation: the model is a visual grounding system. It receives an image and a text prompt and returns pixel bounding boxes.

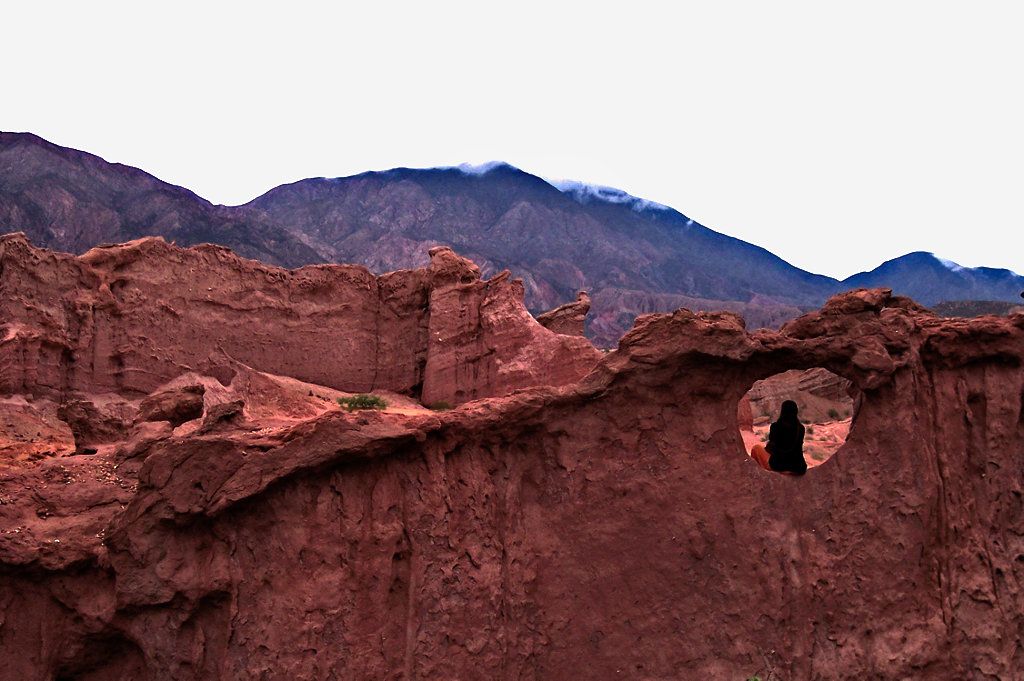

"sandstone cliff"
[0,233,598,407]
[1,239,1023,680]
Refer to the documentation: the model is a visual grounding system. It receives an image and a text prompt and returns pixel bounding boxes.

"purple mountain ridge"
[2,131,1020,345]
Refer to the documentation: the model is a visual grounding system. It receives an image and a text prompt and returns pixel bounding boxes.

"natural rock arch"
[738,367,860,470]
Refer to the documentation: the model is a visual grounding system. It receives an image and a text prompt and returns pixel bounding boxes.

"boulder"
[136,384,205,427]
[536,290,591,337]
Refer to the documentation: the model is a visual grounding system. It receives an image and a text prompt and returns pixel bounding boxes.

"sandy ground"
[0,397,76,467]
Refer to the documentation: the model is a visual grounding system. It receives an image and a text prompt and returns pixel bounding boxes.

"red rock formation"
[135,383,206,427]
[536,291,591,336]
[736,392,754,431]
[1,238,1024,679]
[419,248,599,406]
[0,233,599,405]
[744,367,855,425]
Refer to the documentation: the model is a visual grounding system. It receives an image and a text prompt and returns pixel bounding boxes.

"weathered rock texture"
[1,242,1023,680]
[536,291,590,337]
[0,233,598,406]
[743,367,855,425]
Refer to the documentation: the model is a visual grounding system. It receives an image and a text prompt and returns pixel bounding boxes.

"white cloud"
[548,179,671,213]
[454,162,512,176]
[934,255,965,273]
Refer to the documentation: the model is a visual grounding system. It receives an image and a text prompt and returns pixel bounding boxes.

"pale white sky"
[2,1,1021,278]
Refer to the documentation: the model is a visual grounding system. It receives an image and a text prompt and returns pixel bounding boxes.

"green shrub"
[427,401,453,411]
[806,425,815,435]
[337,394,387,412]
[827,408,840,419]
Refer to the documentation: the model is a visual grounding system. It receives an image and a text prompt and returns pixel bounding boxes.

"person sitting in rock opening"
[750,400,807,475]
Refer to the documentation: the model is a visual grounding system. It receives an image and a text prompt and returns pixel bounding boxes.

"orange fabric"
[750,443,771,471]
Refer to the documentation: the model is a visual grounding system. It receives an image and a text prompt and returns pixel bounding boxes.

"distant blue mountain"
[842,252,1024,306]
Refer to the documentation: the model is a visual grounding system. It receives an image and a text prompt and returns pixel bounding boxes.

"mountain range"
[2,131,1021,345]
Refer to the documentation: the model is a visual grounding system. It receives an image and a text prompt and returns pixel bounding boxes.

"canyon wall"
[0,233,598,406]
[1,239,1023,680]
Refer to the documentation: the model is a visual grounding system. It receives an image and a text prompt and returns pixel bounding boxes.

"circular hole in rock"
[737,367,858,471]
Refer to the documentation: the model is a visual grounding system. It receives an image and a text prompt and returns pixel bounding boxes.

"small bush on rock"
[427,401,453,411]
[337,394,387,412]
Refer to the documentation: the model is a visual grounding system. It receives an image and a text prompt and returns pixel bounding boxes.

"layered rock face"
[0,233,598,406]
[1,239,1023,680]
[744,367,855,425]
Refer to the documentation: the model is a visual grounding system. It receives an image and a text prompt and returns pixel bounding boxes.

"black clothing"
[767,417,807,475]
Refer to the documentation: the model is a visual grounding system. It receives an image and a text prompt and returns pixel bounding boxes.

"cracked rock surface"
[1,236,1023,679]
